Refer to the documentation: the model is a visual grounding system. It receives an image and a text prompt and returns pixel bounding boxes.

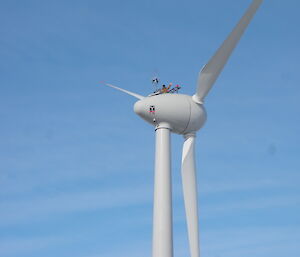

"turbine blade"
[181,134,200,257]
[193,0,264,103]
[104,83,145,100]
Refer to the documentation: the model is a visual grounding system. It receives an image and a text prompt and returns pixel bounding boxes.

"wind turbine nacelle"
[134,94,206,135]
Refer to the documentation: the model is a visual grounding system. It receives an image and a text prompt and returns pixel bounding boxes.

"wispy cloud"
[0,185,152,227]
[201,194,300,218]
[201,226,300,257]
[0,235,74,256]
[199,179,282,195]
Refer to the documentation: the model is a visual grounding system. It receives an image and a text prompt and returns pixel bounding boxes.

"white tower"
[104,1,264,256]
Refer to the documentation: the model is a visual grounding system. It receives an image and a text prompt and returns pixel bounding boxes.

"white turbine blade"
[104,83,145,100]
[181,134,200,257]
[193,0,264,103]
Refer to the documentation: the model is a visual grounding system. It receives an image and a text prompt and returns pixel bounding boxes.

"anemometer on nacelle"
[150,77,182,97]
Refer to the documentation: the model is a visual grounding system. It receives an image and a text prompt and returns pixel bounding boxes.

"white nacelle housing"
[134,94,207,135]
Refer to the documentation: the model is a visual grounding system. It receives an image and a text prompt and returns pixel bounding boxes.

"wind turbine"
[104,1,264,257]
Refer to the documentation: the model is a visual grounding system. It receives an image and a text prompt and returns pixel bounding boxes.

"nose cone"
[134,100,146,118]
[134,98,157,126]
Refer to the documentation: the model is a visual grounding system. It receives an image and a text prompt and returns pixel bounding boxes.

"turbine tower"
[104,1,264,256]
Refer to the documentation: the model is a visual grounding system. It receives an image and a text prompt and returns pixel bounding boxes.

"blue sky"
[0,0,299,256]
